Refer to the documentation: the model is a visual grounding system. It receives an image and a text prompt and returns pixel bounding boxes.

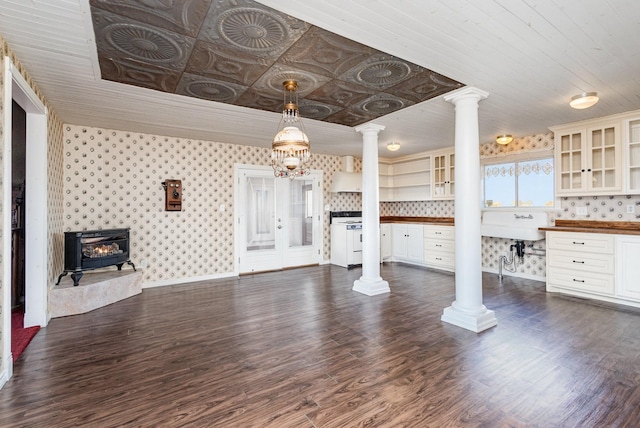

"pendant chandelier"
[272,80,311,179]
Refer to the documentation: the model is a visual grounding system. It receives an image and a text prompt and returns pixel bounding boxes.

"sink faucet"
[514,214,533,219]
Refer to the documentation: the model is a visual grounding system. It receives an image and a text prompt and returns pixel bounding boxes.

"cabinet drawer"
[547,267,614,296]
[425,252,455,268]
[424,238,455,253]
[547,249,615,275]
[547,232,614,254]
[424,225,454,240]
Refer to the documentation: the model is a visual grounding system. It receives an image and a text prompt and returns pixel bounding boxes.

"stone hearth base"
[50,270,142,318]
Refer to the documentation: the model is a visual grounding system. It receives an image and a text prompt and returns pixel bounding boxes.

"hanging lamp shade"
[271,80,311,179]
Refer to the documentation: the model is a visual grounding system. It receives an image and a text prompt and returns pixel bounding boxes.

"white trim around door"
[233,164,324,275]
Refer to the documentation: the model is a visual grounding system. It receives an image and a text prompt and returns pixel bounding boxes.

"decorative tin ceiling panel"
[91,0,464,126]
[185,40,270,85]
[279,27,375,78]
[175,73,247,103]
[199,0,309,58]
[306,80,376,108]
[89,0,210,37]
[390,70,464,103]
[93,8,196,70]
[98,54,182,93]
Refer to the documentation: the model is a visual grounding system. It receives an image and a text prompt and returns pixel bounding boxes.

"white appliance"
[330,156,362,193]
[330,211,363,268]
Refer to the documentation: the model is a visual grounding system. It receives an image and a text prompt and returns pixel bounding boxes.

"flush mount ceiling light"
[570,92,599,109]
[387,141,401,151]
[496,134,513,145]
[272,80,311,179]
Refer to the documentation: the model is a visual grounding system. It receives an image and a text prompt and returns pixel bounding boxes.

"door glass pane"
[246,177,275,251]
[289,179,313,248]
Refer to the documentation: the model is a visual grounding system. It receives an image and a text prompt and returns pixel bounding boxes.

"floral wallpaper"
[63,125,361,285]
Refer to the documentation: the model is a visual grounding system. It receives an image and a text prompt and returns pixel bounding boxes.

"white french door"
[235,165,323,274]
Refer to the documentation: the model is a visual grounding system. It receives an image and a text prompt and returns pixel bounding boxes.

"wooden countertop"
[540,219,640,236]
[380,216,454,225]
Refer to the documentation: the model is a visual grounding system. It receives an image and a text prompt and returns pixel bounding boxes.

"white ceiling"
[1,0,639,158]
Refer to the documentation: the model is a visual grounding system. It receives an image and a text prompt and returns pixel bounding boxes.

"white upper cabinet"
[625,116,640,194]
[552,119,622,195]
[432,149,455,200]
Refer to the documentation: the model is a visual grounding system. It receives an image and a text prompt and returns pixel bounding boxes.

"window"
[483,156,554,208]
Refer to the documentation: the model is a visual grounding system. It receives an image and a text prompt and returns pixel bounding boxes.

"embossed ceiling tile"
[389,69,464,103]
[279,26,375,78]
[306,79,376,108]
[176,73,248,103]
[324,108,375,127]
[199,0,309,59]
[353,93,415,117]
[90,0,212,37]
[98,53,182,93]
[298,99,342,121]
[93,8,196,71]
[185,40,271,85]
[233,87,281,113]
[254,64,331,98]
[340,53,422,91]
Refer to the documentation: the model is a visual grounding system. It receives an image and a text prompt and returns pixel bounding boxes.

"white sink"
[481,211,548,241]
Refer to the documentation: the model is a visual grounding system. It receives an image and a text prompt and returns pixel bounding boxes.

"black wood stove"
[56,228,136,286]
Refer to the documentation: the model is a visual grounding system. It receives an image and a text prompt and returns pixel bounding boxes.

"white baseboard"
[0,356,12,390]
[142,271,237,289]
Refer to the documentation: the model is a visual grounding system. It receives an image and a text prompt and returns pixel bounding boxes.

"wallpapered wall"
[381,132,640,280]
[63,125,361,285]
[0,36,64,379]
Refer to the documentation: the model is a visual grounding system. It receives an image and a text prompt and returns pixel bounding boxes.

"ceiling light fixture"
[569,92,599,109]
[496,134,513,145]
[272,80,310,179]
[387,141,400,151]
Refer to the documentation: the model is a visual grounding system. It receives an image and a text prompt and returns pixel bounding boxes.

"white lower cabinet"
[386,223,454,272]
[423,225,455,271]
[380,224,392,261]
[547,232,615,297]
[546,231,640,307]
[391,224,424,263]
[616,235,640,301]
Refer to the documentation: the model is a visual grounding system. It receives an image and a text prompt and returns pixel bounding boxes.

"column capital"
[443,86,489,104]
[354,123,385,135]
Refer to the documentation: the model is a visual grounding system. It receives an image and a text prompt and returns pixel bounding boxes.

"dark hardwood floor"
[2,263,640,427]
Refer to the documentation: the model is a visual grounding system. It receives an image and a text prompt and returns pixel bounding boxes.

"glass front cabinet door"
[553,121,622,195]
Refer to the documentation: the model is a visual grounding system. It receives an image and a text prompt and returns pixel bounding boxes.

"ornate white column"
[441,87,497,332]
[353,123,390,296]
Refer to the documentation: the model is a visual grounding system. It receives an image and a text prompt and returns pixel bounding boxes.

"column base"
[441,305,497,333]
[353,277,390,296]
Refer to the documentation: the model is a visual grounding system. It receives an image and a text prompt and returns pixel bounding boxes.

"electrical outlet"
[140,259,148,268]
[576,206,588,216]
[627,205,635,214]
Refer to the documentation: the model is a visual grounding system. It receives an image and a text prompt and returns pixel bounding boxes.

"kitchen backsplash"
[381,131,639,281]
